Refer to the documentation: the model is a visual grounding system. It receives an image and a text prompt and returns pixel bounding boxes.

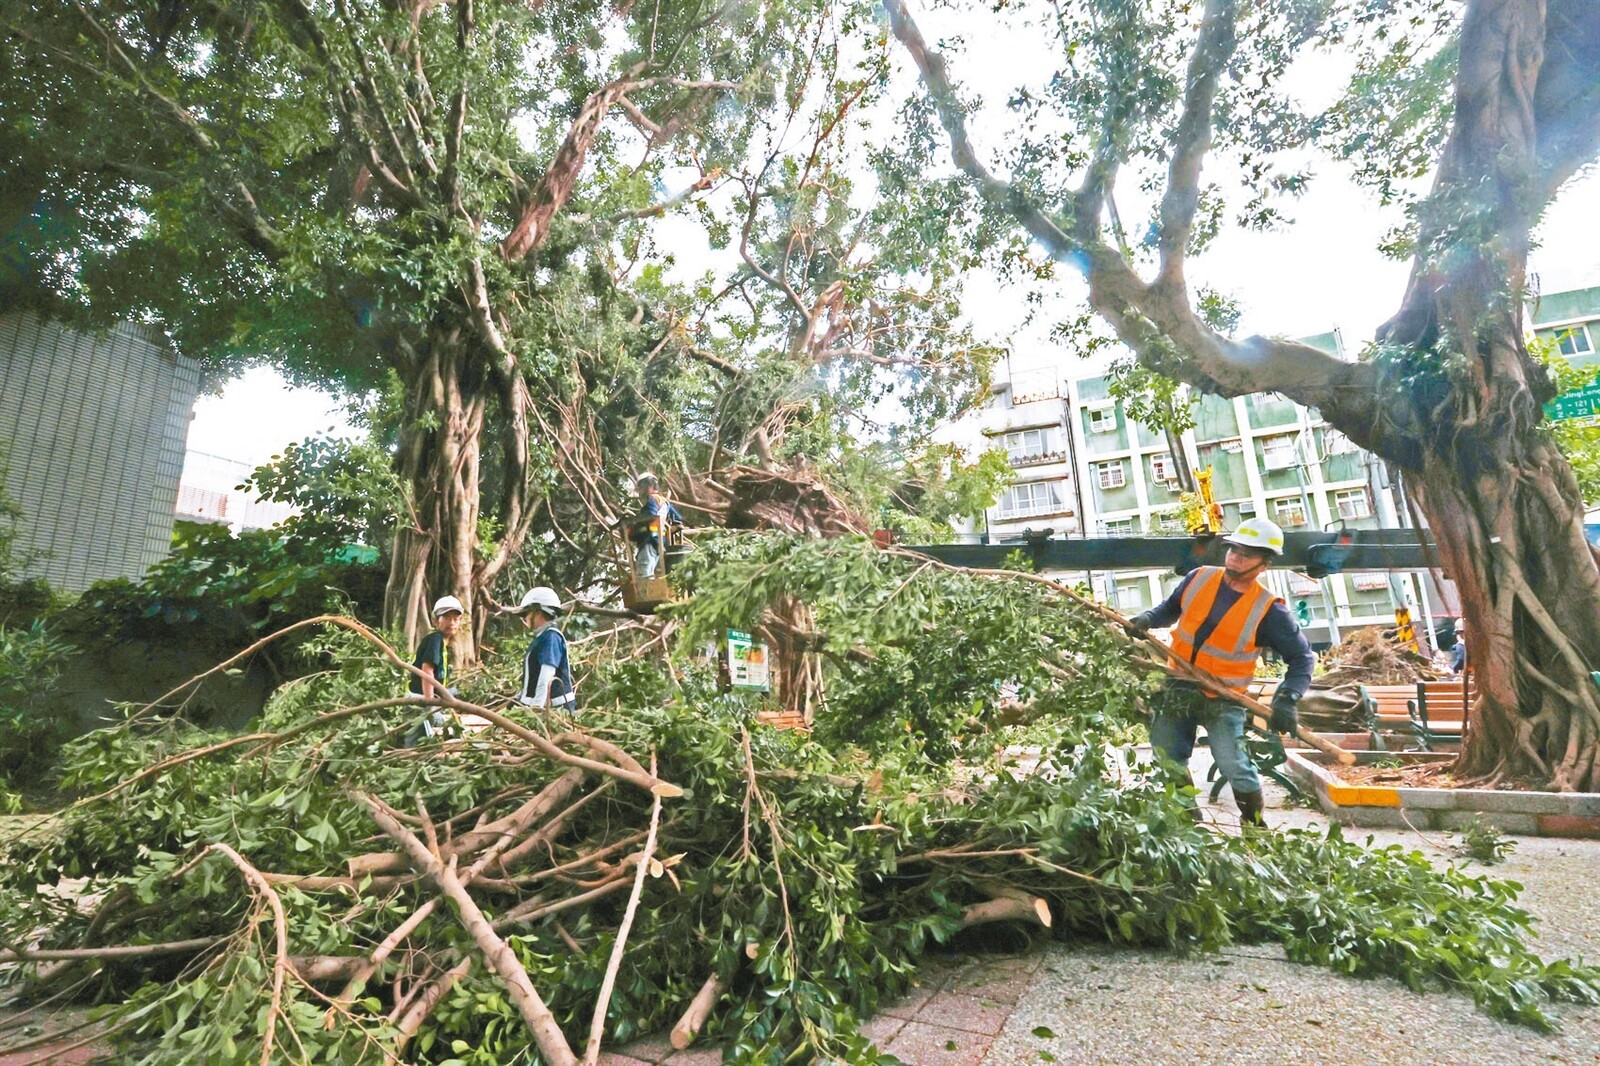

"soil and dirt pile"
[1315,625,1444,688]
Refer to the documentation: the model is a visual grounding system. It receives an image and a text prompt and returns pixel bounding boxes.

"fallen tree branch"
[958,892,1051,931]
[0,936,227,964]
[670,973,725,1050]
[360,792,579,1066]
[582,755,665,1064]
[205,843,292,1066]
[393,956,474,1048]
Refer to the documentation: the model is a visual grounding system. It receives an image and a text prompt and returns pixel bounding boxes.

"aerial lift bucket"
[619,518,685,613]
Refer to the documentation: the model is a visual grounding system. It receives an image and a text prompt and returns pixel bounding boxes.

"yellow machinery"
[1182,467,1224,535]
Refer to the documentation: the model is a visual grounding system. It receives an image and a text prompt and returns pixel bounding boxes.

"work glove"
[1268,690,1300,735]
[1128,612,1154,637]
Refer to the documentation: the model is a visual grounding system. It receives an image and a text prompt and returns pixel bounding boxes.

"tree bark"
[386,323,488,658]
[1373,0,1600,790]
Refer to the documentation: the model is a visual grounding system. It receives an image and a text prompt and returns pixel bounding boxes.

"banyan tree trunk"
[759,598,824,726]
[1375,0,1600,792]
[385,325,488,661]
[1405,389,1600,792]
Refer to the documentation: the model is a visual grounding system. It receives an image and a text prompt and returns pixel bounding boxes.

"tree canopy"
[0,0,1005,657]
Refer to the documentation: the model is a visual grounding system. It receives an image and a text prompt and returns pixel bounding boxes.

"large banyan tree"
[885,0,1600,791]
[1,0,997,659]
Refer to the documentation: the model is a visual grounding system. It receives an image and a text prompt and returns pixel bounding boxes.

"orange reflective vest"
[1168,566,1280,696]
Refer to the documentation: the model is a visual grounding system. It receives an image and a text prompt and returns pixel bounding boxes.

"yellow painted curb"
[1324,783,1401,807]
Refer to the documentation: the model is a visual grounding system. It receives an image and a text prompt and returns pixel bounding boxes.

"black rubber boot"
[1183,770,1202,824]
[1236,788,1266,829]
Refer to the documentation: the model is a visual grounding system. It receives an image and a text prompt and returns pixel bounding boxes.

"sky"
[187,365,355,468]
[187,5,1600,469]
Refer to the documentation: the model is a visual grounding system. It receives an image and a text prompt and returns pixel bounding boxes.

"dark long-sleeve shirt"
[1145,570,1315,700]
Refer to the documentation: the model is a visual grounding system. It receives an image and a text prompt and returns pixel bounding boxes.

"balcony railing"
[1009,449,1068,468]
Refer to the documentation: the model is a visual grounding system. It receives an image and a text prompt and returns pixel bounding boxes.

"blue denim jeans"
[1149,686,1261,796]
[634,539,660,579]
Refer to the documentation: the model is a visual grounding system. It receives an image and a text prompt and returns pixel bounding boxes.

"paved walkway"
[976,769,1600,1066]
[610,750,1600,1064]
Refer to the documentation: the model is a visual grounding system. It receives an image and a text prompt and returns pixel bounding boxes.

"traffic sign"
[1545,381,1600,423]
[1394,607,1419,652]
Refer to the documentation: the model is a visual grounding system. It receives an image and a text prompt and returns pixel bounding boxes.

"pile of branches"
[1317,626,1444,688]
[2,542,1597,1063]
[683,466,872,537]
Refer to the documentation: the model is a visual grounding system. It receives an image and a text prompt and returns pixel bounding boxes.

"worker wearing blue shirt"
[514,586,576,711]
[1130,518,1315,827]
[629,473,683,579]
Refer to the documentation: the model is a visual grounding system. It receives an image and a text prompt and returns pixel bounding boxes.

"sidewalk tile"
[860,1011,908,1047]
[598,1055,656,1066]
[663,1048,723,1064]
[917,990,1011,1035]
[948,962,1037,1005]
[883,1020,991,1066]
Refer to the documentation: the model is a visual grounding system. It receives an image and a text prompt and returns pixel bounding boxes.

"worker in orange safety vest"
[1129,518,1314,827]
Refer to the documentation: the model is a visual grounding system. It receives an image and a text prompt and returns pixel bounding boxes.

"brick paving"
[608,953,1044,1063]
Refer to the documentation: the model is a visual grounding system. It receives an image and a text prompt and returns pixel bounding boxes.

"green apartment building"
[966,331,1445,647]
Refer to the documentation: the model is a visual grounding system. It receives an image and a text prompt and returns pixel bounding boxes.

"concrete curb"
[1285,750,1600,837]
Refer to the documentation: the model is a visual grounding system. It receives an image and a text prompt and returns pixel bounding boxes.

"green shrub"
[0,621,76,781]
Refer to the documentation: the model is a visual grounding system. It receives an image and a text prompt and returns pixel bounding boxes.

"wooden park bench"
[1409,676,1473,750]
[1356,678,1473,752]
[1358,683,1417,749]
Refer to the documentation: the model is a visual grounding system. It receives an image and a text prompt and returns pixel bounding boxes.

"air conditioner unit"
[1238,501,1257,515]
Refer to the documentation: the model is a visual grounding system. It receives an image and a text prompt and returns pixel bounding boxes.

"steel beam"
[907,529,1435,575]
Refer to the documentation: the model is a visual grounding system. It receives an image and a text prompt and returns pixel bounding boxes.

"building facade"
[961,332,1442,646]
[176,450,296,533]
[1532,284,1600,373]
[0,311,203,592]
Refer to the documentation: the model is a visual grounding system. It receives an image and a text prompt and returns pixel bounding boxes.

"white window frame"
[1272,496,1308,527]
[1557,325,1594,357]
[996,479,1067,519]
[1334,487,1372,520]
[1262,435,1298,471]
[1095,460,1126,489]
[1001,427,1056,464]
[1114,584,1142,611]
[1150,453,1179,484]
[1104,518,1136,536]
[1087,407,1117,433]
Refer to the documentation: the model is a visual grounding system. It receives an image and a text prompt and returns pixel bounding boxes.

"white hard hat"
[517,586,563,614]
[635,472,658,488]
[1223,517,1285,556]
[432,595,465,617]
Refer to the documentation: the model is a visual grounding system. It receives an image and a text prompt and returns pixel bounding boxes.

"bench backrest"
[1358,683,1417,713]
[1415,678,1475,720]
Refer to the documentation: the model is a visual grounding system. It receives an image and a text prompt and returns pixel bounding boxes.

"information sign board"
[727,630,770,691]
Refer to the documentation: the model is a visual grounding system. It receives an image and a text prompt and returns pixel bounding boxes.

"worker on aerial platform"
[627,473,684,579]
